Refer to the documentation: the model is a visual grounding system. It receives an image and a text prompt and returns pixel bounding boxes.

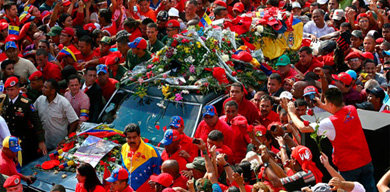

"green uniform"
[161,35,169,45]
[147,40,165,53]
[125,50,152,70]
[1,94,45,163]
[26,86,42,103]
[109,65,128,81]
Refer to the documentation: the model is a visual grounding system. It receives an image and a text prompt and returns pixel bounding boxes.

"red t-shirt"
[173,174,188,189]
[102,21,117,36]
[259,110,280,129]
[180,134,198,162]
[0,151,22,177]
[278,67,298,82]
[75,183,106,192]
[39,62,62,81]
[223,98,260,125]
[230,124,251,164]
[295,57,324,74]
[161,148,188,171]
[129,28,142,42]
[194,119,234,149]
[215,145,234,164]
[78,51,99,64]
[96,78,118,101]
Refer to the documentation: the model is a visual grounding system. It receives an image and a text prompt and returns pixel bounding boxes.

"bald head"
[162,160,180,178]
[292,81,308,99]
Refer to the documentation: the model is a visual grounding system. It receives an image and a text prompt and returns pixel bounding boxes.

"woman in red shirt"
[75,163,106,192]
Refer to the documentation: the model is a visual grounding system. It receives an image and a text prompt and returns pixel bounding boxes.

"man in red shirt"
[219,100,240,125]
[296,46,324,74]
[230,116,251,163]
[206,130,233,163]
[160,129,188,171]
[1,2,19,26]
[59,27,80,58]
[258,95,280,128]
[77,35,99,68]
[194,105,234,148]
[35,49,62,81]
[96,64,118,101]
[222,82,260,125]
[168,116,197,162]
[161,160,188,189]
[276,54,299,81]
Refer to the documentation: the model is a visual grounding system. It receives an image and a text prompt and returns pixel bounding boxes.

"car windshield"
[100,89,202,146]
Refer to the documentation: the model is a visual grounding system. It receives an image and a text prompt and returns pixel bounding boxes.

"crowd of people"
[0,0,388,191]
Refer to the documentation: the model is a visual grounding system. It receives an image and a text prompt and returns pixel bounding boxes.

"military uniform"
[1,94,45,163]
[26,86,42,103]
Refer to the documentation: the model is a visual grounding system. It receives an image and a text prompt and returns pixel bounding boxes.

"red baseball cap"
[4,76,19,88]
[0,22,8,31]
[332,72,352,86]
[303,86,319,96]
[128,37,147,49]
[83,23,97,32]
[169,116,184,128]
[5,35,18,43]
[214,0,227,8]
[166,19,180,28]
[361,52,374,60]
[3,175,21,188]
[232,51,252,63]
[160,129,181,146]
[29,71,43,81]
[254,125,267,136]
[61,27,75,36]
[62,0,71,6]
[233,2,245,13]
[105,167,129,182]
[105,55,120,66]
[150,173,173,187]
[344,51,362,61]
[231,116,248,126]
[356,13,368,21]
[291,145,313,164]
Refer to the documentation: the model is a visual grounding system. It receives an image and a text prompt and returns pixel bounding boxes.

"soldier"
[26,71,44,102]
[1,76,47,164]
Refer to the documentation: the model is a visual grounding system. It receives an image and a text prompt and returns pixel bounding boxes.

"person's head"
[99,36,112,56]
[350,30,364,49]
[60,27,74,45]
[363,36,376,53]
[312,9,325,27]
[267,73,282,94]
[214,6,228,20]
[364,59,376,76]
[157,11,169,28]
[76,163,102,191]
[295,99,308,117]
[229,82,245,102]
[35,48,49,68]
[78,35,93,56]
[115,30,130,56]
[328,0,339,11]
[84,67,97,86]
[252,91,265,108]
[29,71,44,91]
[105,167,129,192]
[149,173,173,192]
[339,22,351,33]
[382,23,390,41]
[5,41,19,62]
[59,13,72,28]
[67,74,81,96]
[367,86,385,110]
[310,2,319,14]
[276,54,291,75]
[168,116,185,133]
[259,95,272,117]
[324,88,344,111]
[160,129,181,153]
[357,13,369,31]
[4,76,19,99]
[106,56,120,72]
[1,59,14,77]
[146,23,158,42]
[42,79,58,97]
[224,100,238,122]
[124,123,141,150]
[283,78,294,92]
[2,136,21,159]
[96,64,109,85]
[4,1,17,18]
[161,160,180,179]
[185,0,198,16]
[138,0,150,13]
[38,40,50,53]
[129,37,147,56]
[195,178,212,192]
[50,184,66,192]
[291,2,302,16]
[165,19,180,38]
[3,175,22,192]
[252,182,271,192]
[345,51,362,70]
[298,46,313,66]
[186,157,206,179]
[98,8,112,25]
[203,105,218,127]
[207,130,224,148]
[291,81,308,99]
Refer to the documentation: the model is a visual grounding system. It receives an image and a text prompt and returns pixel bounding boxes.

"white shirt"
[13,58,37,80]
[9,95,18,104]
[34,93,79,150]
[303,21,335,38]
[0,116,10,148]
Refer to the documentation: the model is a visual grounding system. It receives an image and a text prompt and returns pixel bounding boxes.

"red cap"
[105,55,119,66]
[254,125,267,136]
[233,2,245,13]
[267,121,282,131]
[150,173,173,187]
[29,71,43,81]
[3,175,21,188]
[129,37,148,49]
[214,0,227,8]
[62,0,71,6]
[361,52,374,60]
[232,51,252,63]
[376,37,384,44]
[166,19,180,28]
[344,51,362,61]
[83,23,97,32]
[5,35,18,42]
[162,188,176,192]
[231,116,248,126]
[291,145,313,164]
[332,72,352,86]
[303,86,318,96]
[4,76,19,88]
[0,22,8,31]
[356,13,368,21]
[61,27,75,36]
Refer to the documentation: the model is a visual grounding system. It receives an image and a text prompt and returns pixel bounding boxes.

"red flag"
[286,13,293,31]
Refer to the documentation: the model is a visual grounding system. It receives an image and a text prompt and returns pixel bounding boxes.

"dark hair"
[310,2,319,7]
[227,186,240,192]
[141,18,154,26]
[383,23,390,29]
[325,88,343,107]
[364,59,376,67]
[124,18,141,30]
[295,98,308,107]
[50,184,66,192]
[46,79,59,92]
[58,13,71,28]
[208,130,224,142]
[260,95,273,105]
[124,123,140,136]
[61,65,77,80]
[187,0,198,6]
[346,5,357,12]
[269,73,282,84]
[36,48,48,57]
[238,161,252,182]
[1,59,14,70]
[225,100,238,109]
[67,74,80,84]
[340,22,352,30]
[231,82,244,91]
[313,8,325,16]
[3,1,16,11]
[146,22,158,30]
[299,46,313,55]
[214,6,227,17]
[99,9,112,23]
[85,66,97,73]
[79,35,93,46]
[77,163,102,192]
[39,39,50,49]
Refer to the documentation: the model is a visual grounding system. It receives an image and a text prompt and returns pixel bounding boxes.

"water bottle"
[0,80,4,94]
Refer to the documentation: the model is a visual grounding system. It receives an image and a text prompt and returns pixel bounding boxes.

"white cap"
[280,91,293,100]
[292,2,301,9]
[332,9,345,20]
[168,8,179,17]
[317,0,328,4]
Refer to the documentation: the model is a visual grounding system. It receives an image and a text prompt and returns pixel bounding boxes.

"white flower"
[256,25,264,33]
[189,76,196,81]
[181,90,189,94]
[184,56,195,63]
[158,68,164,72]
[250,159,260,171]
[221,54,229,62]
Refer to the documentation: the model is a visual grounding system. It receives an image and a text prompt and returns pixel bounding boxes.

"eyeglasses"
[349,58,360,62]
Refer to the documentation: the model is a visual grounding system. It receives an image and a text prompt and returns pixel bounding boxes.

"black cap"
[356,101,375,111]
[318,40,336,55]
[157,11,168,21]
[367,86,385,102]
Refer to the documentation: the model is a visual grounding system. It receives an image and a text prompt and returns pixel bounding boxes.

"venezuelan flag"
[19,11,31,23]
[198,13,212,28]
[121,140,162,191]
[59,47,77,62]
[8,25,19,35]
[24,4,33,12]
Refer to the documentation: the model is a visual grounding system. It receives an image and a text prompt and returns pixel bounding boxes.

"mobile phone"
[192,138,201,144]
